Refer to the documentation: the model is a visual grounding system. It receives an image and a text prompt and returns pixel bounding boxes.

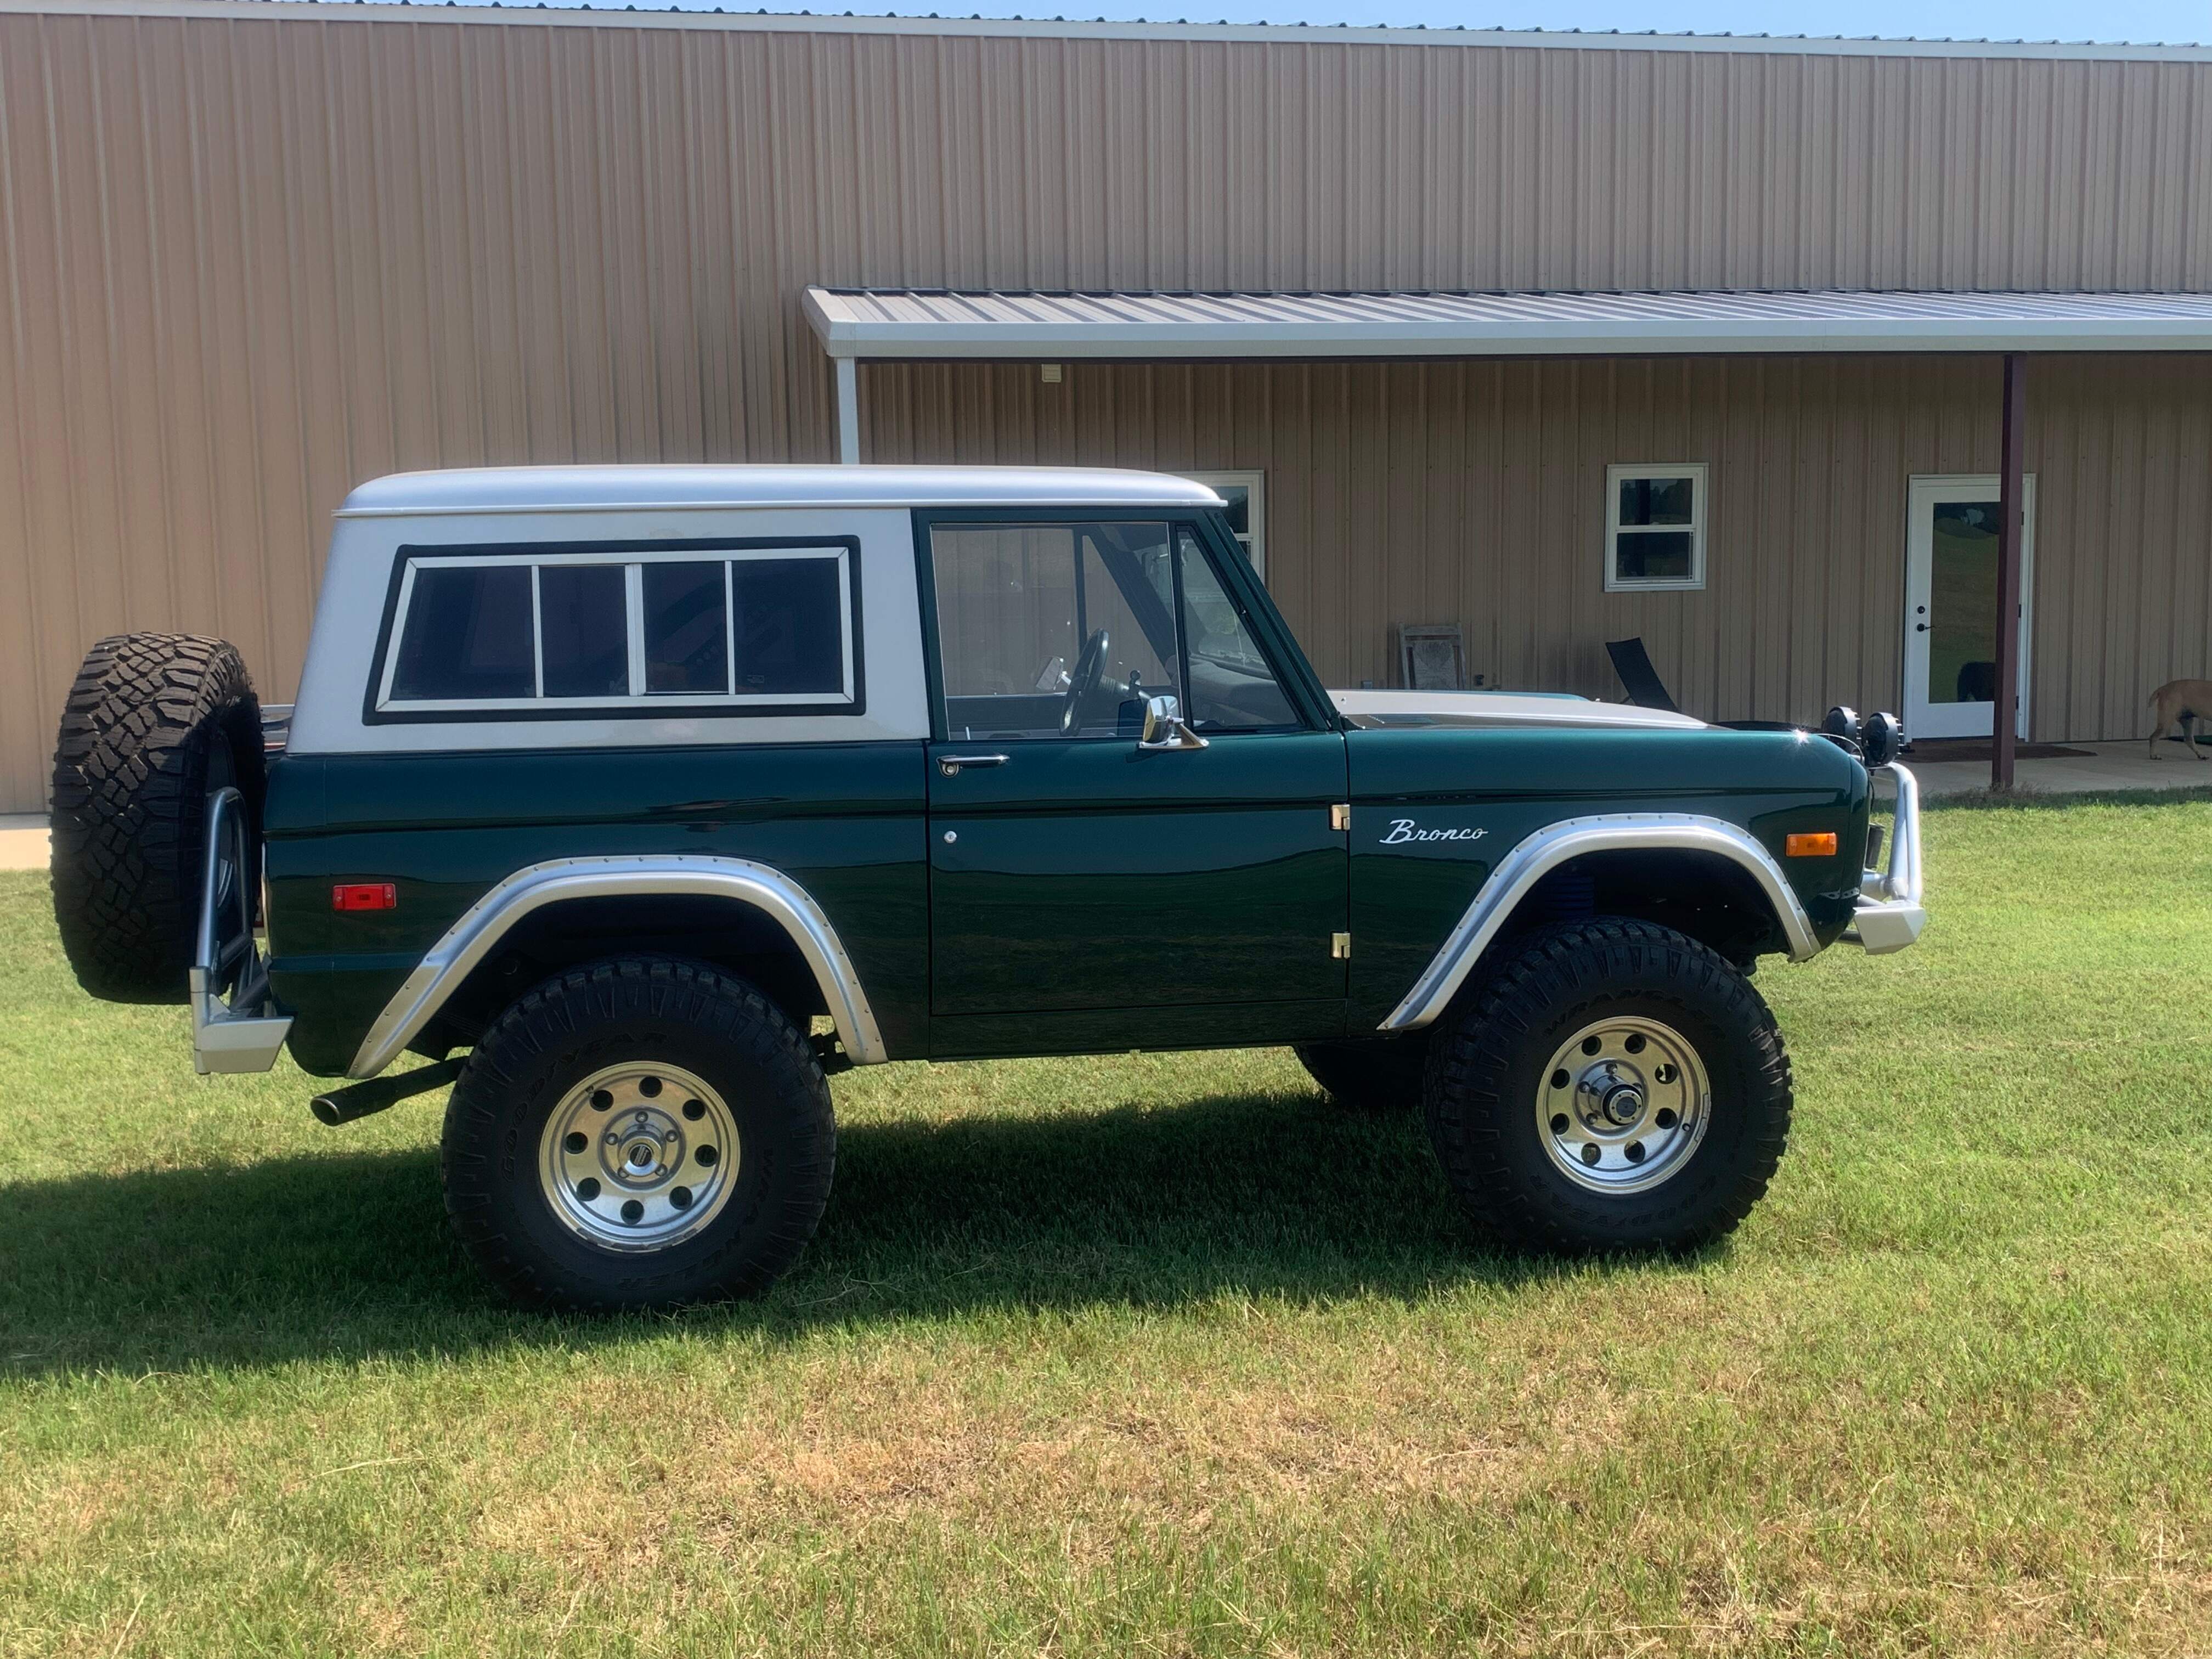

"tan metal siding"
[4,9,2212,806]
[866,353,2211,743]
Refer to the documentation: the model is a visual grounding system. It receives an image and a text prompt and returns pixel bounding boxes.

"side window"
[642,561,730,695]
[539,564,629,697]
[376,545,855,714]
[1175,527,1299,731]
[1182,471,1265,578]
[387,565,534,702]
[928,518,1300,740]
[931,521,1182,740]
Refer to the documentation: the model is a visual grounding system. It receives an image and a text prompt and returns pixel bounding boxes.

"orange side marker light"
[1784,832,1838,859]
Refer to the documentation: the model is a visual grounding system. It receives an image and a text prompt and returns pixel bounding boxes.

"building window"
[375,543,856,715]
[1605,464,1707,592]
[1184,471,1266,579]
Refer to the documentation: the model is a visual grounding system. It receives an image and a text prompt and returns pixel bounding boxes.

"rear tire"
[1294,1033,1430,1111]
[442,957,836,1311]
[49,633,263,1003]
[1424,919,1792,1254]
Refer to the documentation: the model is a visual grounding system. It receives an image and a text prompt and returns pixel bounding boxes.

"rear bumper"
[191,787,292,1074]
[1843,761,1926,955]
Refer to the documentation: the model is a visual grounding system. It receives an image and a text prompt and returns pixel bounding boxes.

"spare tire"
[50,634,264,1004]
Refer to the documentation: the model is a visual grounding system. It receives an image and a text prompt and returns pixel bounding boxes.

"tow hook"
[310,1058,465,1126]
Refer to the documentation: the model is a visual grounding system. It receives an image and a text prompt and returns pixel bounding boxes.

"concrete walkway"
[0,814,46,872]
[1908,740,2212,799]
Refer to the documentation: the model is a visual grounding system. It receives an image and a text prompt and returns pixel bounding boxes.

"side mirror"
[1138,694,1209,752]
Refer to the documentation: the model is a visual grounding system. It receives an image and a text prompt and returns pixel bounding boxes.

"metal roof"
[9,1,2208,59]
[805,288,2212,361]
[336,464,1223,517]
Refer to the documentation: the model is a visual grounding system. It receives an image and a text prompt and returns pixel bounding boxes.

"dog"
[2147,679,2212,760]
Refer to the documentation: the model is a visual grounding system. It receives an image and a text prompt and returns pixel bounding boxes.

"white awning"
[804,286,2212,360]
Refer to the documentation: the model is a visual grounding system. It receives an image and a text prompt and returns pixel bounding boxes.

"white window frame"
[1184,470,1266,579]
[375,545,856,714]
[1604,462,1708,593]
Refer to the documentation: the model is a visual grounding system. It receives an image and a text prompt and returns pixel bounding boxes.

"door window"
[1925,501,2001,708]
[930,520,1300,740]
[1175,527,1299,730]
[1904,475,2034,741]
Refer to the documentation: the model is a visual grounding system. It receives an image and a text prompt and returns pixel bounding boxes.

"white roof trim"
[334,464,1224,517]
[2,0,2209,61]
[805,287,2212,362]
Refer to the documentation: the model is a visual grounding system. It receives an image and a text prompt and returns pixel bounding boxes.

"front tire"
[1424,919,1791,1253]
[442,957,836,1311]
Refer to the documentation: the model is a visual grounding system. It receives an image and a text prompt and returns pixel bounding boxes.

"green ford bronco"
[49,466,1924,1310]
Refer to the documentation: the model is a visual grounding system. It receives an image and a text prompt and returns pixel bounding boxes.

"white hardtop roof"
[336,465,1224,518]
[806,287,2212,361]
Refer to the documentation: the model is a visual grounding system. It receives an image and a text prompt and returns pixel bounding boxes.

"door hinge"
[1329,803,1351,832]
[1331,932,1351,960]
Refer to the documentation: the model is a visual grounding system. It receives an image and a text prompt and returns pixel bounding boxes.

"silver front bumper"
[191,786,293,1074]
[1844,761,1926,955]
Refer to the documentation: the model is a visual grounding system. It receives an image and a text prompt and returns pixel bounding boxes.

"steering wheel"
[1060,628,1110,736]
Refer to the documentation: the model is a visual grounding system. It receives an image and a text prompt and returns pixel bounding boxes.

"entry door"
[922,514,1348,1052]
[1904,474,2035,741]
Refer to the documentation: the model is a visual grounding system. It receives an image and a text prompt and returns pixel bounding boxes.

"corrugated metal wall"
[4,5,2211,808]
[863,353,2212,738]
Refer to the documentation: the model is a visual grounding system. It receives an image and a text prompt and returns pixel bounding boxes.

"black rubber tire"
[49,633,264,1004]
[1294,1033,1431,1111]
[442,957,837,1311]
[1424,918,1792,1254]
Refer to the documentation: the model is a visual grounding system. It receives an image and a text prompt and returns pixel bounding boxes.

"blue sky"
[462,0,2211,46]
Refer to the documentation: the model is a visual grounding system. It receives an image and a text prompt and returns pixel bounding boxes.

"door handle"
[938,753,1009,776]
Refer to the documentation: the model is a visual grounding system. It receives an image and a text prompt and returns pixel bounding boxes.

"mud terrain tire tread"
[49,632,263,1004]
[1424,918,1792,1254]
[442,957,836,1312]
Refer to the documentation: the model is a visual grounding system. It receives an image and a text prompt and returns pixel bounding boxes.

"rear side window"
[375,543,857,716]
[387,566,534,702]
[539,565,630,698]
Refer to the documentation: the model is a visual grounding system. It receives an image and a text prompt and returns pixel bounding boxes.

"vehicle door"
[920,512,1348,1056]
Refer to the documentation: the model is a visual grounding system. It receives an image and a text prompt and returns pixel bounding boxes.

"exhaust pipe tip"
[308,1058,465,1127]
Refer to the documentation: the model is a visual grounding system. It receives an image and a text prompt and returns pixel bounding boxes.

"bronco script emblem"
[1380,819,1488,845]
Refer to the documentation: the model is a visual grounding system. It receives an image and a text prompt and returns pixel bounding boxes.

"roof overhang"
[804,286,2212,362]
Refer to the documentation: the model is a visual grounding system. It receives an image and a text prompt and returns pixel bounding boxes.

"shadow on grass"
[0,1090,1604,1376]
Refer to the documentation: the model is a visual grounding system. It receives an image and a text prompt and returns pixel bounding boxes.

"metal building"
[4,0,2211,809]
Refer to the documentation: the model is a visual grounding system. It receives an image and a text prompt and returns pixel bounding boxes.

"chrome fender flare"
[1376,814,1822,1034]
[347,855,887,1079]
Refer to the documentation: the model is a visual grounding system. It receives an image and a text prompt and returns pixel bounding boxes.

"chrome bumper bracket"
[1843,761,1926,955]
[191,786,292,1074]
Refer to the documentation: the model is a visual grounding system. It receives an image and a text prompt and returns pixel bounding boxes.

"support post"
[1992,353,2025,791]
[834,355,860,465]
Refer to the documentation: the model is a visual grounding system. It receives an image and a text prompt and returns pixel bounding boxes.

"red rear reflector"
[1785,832,1838,859]
[332,882,397,912]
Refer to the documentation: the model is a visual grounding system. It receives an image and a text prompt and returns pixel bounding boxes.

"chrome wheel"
[1535,1015,1710,1194]
[538,1061,738,1252]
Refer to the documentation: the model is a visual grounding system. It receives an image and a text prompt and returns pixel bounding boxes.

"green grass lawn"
[4,793,2212,1656]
